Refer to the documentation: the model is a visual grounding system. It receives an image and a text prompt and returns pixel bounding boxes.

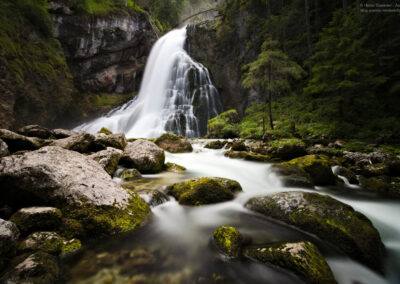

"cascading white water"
[76,27,222,138]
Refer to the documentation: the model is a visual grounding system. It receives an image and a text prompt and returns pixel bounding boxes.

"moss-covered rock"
[19,231,64,255]
[164,162,186,173]
[204,140,227,149]
[230,140,247,151]
[267,139,307,160]
[167,177,242,206]
[89,147,123,176]
[120,168,142,181]
[334,166,358,184]
[245,192,385,271]
[10,207,62,235]
[121,140,165,174]
[61,238,82,258]
[270,163,314,188]
[224,150,272,162]
[213,225,242,258]
[207,110,240,139]
[275,154,336,186]
[244,241,336,284]
[359,175,400,198]
[155,133,193,153]
[149,190,170,207]
[98,127,113,135]
[0,252,59,283]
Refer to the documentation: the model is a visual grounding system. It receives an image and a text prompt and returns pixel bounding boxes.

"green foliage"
[207,109,240,138]
[305,9,386,97]
[70,0,144,15]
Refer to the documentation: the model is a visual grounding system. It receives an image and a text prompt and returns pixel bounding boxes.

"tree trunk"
[304,0,312,57]
[268,62,274,130]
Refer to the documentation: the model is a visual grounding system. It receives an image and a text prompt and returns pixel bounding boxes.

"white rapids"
[75,27,221,138]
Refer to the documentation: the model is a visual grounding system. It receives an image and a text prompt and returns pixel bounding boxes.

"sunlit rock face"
[51,4,157,94]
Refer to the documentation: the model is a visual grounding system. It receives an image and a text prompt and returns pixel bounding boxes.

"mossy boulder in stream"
[164,162,186,173]
[167,177,242,205]
[272,154,336,186]
[213,225,242,258]
[10,207,62,235]
[205,140,227,149]
[266,139,307,160]
[245,192,385,271]
[0,146,150,237]
[121,139,165,173]
[155,133,193,153]
[244,241,336,284]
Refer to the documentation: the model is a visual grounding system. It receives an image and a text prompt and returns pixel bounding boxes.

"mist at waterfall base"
[66,142,400,284]
[76,27,221,138]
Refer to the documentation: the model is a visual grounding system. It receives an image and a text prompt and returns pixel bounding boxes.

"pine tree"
[242,38,304,132]
[304,9,386,99]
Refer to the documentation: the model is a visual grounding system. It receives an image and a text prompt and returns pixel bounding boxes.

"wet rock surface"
[10,207,62,235]
[213,225,242,258]
[155,133,193,153]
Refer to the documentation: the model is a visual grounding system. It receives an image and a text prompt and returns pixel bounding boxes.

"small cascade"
[75,26,222,138]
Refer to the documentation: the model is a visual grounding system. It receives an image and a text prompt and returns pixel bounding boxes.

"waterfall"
[76,26,222,138]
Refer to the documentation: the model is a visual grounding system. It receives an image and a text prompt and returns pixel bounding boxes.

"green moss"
[244,241,336,284]
[120,168,142,181]
[19,232,64,255]
[61,239,82,257]
[164,162,186,173]
[167,177,242,206]
[267,138,307,160]
[69,0,144,15]
[98,127,113,135]
[91,93,134,108]
[63,193,150,237]
[224,150,272,162]
[213,225,242,258]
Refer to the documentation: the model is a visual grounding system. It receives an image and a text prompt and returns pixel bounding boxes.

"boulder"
[52,128,75,139]
[164,162,186,173]
[10,207,62,235]
[18,231,82,257]
[98,127,113,135]
[0,219,20,269]
[93,133,127,151]
[244,241,336,284]
[120,168,142,181]
[272,155,336,186]
[225,150,272,162]
[0,129,44,153]
[245,192,385,271]
[0,252,59,283]
[17,125,54,139]
[121,140,165,174]
[204,140,227,149]
[0,138,9,157]
[50,132,94,153]
[89,147,123,176]
[0,146,150,236]
[267,139,307,160]
[212,225,242,258]
[270,164,314,188]
[155,133,193,153]
[230,140,247,151]
[359,176,400,198]
[167,177,242,206]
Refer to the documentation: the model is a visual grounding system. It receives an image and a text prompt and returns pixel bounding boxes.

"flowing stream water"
[67,27,400,283]
[76,27,221,138]
[66,142,400,284]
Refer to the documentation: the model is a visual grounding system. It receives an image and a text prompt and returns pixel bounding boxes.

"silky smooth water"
[66,142,400,284]
[75,27,221,138]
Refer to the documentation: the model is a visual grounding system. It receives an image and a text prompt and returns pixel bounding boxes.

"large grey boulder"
[121,140,165,173]
[0,129,45,153]
[245,192,385,271]
[0,138,9,157]
[89,147,123,176]
[52,128,76,139]
[50,132,94,153]
[0,146,150,236]
[0,218,20,269]
[10,207,62,235]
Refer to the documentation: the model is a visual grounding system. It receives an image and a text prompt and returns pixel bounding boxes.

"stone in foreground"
[245,192,384,271]
[0,146,150,236]
[50,132,94,153]
[89,147,123,176]
[213,225,242,258]
[0,218,20,269]
[121,139,165,173]
[0,252,59,283]
[155,133,193,153]
[167,177,242,205]
[10,207,62,235]
[0,129,44,153]
[244,241,336,284]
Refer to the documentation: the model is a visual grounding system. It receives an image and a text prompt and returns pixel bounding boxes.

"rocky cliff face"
[51,3,157,94]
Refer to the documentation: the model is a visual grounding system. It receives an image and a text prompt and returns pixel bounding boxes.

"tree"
[304,9,386,100]
[242,38,304,133]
